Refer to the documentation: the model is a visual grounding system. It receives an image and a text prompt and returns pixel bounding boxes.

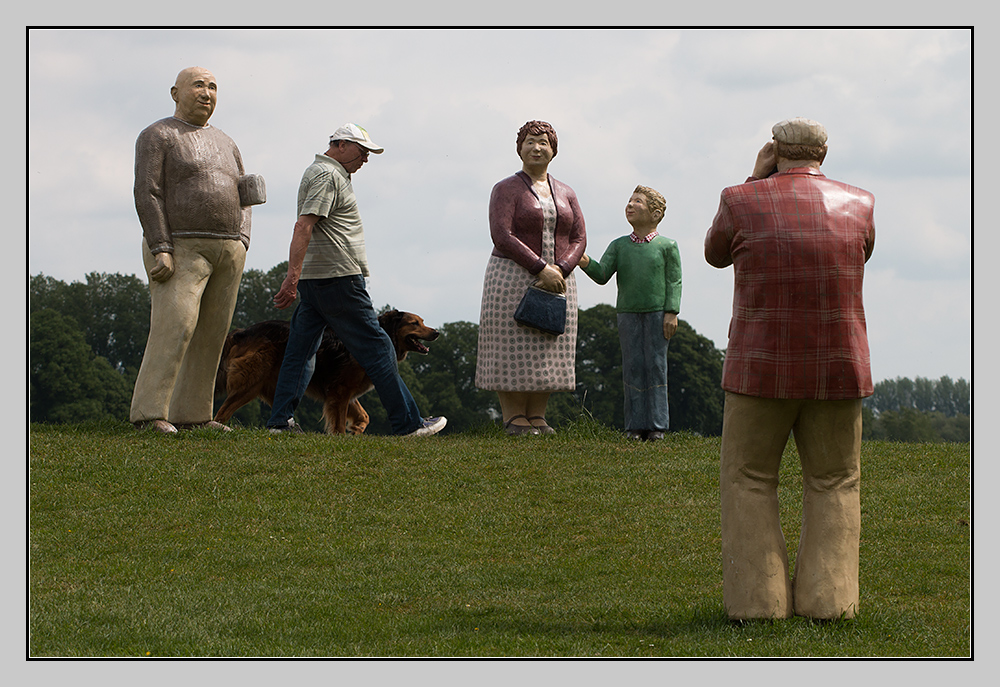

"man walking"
[704,117,876,620]
[267,123,446,437]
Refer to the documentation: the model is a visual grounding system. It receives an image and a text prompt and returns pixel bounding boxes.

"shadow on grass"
[418,600,888,657]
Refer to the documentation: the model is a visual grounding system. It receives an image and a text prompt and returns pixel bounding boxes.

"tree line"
[29,268,970,442]
[862,376,971,443]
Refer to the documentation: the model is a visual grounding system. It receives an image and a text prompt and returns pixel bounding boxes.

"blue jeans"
[618,312,670,432]
[266,276,423,434]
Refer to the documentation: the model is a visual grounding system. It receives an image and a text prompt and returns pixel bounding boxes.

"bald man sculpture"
[130,67,265,433]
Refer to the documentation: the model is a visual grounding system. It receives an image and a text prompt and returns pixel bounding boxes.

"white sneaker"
[404,416,447,437]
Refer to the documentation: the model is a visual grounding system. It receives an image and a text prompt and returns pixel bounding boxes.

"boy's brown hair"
[634,185,666,225]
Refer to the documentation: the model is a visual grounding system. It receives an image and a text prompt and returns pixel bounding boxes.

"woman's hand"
[536,264,566,294]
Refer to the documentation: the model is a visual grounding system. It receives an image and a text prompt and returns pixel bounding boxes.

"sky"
[25,27,972,386]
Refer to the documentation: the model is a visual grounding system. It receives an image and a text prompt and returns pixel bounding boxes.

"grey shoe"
[268,419,304,435]
[405,416,447,437]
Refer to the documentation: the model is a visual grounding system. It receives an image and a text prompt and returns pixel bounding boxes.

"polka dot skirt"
[475,196,578,392]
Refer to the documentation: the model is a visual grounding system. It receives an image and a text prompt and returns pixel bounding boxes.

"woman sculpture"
[475,120,587,435]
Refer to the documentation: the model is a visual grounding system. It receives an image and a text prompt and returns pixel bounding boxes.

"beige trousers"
[720,392,862,620]
[130,237,246,425]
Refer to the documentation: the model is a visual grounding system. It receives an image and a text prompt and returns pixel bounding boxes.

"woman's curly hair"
[516,120,558,158]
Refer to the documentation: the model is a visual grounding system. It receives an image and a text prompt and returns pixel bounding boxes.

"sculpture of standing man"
[130,66,265,433]
[705,118,875,620]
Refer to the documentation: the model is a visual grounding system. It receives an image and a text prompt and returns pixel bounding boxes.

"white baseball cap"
[330,123,384,153]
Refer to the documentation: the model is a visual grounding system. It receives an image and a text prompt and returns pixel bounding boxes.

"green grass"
[28,419,971,657]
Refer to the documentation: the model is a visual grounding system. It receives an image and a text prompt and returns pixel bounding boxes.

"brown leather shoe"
[504,415,540,435]
[527,416,556,435]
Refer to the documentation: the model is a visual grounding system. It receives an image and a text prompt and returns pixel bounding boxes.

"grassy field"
[28,419,971,657]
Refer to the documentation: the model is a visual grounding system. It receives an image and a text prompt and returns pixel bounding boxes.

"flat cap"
[771,117,827,146]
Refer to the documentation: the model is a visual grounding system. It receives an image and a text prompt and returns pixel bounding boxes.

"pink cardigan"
[489,171,587,276]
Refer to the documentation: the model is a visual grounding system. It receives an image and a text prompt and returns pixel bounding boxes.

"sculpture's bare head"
[171,67,217,126]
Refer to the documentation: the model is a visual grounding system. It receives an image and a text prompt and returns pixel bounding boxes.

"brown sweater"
[134,117,250,254]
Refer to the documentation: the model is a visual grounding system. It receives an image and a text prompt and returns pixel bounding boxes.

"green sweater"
[581,234,682,314]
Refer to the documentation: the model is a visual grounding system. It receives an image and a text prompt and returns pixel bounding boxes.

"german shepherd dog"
[214,310,438,434]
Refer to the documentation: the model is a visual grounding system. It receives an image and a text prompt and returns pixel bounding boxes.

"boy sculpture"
[579,185,682,441]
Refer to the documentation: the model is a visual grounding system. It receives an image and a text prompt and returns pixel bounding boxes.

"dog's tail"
[215,333,234,396]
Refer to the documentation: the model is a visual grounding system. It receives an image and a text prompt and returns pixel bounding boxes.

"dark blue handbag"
[514,282,567,336]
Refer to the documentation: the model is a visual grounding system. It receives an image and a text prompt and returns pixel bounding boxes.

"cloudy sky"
[26,27,972,385]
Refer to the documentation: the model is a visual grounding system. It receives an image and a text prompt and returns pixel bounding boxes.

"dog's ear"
[380,309,404,337]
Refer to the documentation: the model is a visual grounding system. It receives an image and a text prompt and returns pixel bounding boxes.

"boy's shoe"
[404,416,447,437]
[268,419,304,435]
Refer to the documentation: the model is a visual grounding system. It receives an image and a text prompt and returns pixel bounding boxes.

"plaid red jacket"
[705,167,876,400]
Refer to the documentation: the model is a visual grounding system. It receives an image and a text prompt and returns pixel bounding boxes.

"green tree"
[933,412,971,443]
[30,309,132,423]
[866,375,971,419]
[868,378,901,414]
[913,376,935,413]
[861,405,877,440]
[863,376,971,442]
[871,407,941,443]
[574,304,624,427]
[230,262,292,330]
[29,272,150,373]
[666,319,726,436]
[896,377,915,411]
[953,378,971,416]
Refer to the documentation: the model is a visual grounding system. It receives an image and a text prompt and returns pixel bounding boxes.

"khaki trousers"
[130,237,246,425]
[720,392,862,620]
